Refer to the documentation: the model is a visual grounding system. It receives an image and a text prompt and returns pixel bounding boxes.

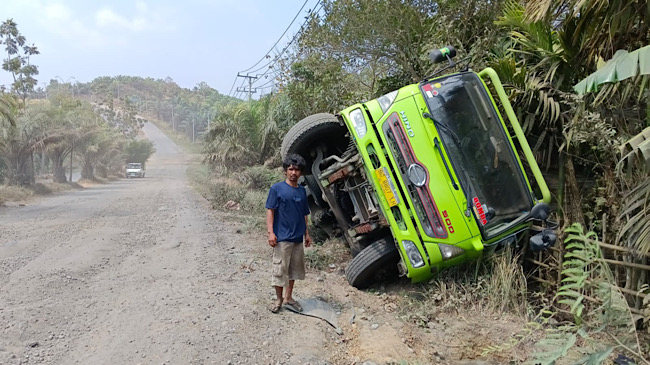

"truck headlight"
[377,90,398,113]
[402,240,425,268]
[349,108,367,138]
[438,243,465,260]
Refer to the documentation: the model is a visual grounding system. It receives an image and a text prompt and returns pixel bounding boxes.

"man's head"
[282,154,306,172]
[282,154,306,185]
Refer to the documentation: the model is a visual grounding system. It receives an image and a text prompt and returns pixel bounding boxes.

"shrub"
[208,178,246,209]
[237,165,284,190]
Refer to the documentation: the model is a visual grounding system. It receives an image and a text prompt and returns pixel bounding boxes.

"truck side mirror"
[529,229,557,252]
[530,202,550,221]
[429,46,457,64]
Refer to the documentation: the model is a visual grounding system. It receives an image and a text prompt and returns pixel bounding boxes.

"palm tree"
[0,93,17,126]
[204,102,261,170]
[492,0,648,225]
[0,103,65,185]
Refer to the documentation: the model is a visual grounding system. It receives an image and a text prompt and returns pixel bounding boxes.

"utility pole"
[236,73,258,101]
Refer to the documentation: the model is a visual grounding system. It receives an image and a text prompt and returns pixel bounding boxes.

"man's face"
[285,165,302,183]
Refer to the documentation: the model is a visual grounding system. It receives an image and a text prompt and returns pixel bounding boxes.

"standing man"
[266,153,312,313]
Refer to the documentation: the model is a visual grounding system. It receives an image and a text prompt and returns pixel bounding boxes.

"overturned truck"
[282,47,557,288]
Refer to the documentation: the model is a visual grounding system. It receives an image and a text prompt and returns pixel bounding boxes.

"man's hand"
[304,233,312,248]
[268,232,277,247]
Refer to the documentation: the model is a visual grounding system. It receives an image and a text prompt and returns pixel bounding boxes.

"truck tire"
[281,113,348,164]
[346,238,399,289]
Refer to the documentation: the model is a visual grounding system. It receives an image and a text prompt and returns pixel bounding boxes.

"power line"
[255,77,276,89]
[239,0,310,73]
[233,77,247,99]
[248,0,324,77]
[247,0,325,92]
[229,0,323,97]
[227,76,239,96]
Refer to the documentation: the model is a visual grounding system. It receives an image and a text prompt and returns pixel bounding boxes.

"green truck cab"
[282,47,556,288]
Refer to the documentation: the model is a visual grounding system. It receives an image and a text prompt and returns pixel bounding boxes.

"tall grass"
[0,182,80,205]
[187,164,276,215]
[401,248,530,325]
[0,185,33,205]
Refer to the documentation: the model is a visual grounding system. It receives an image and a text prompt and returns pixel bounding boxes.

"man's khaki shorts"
[271,241,305,287]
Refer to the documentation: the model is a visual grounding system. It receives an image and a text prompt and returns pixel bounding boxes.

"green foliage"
[123,139,156,165]
[557,224,636,332]
[556,224,602,324]
[299,0,435,80]
[289,0,508,107]
[616,128,650,257]
[236,166,284,190]
[531,223,644,364]
[529,329,577,365]
[0,19,39,106]
[204,93,294,171]
[0,102,65,185]
[79,75,237,143]
[0,92,17,126]
[283,55,357,119]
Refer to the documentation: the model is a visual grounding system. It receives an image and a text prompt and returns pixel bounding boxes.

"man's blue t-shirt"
[266,181,310,243]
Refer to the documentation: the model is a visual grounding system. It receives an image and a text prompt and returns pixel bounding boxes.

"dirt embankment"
[0,122,526,365]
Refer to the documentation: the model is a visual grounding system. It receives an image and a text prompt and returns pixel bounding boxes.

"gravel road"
[0,123,346,365]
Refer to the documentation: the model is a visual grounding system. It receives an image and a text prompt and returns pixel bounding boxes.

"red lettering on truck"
[442,210,454,233]
[473,197,488,225]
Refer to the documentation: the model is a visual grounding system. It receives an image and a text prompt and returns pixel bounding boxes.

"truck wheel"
[281,113,349,165]
[346,238,399,289]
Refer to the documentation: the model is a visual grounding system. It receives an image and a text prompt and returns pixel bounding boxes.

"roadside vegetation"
[0,19,158,204]
[2,0,648,362]
[191,0,649,362]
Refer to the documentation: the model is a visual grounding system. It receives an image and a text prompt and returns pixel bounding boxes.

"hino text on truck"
[281,47,558,288]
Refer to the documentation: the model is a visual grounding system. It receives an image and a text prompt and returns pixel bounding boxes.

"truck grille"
[383,113,448,239]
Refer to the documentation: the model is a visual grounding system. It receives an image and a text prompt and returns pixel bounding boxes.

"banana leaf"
[574,45,650,95]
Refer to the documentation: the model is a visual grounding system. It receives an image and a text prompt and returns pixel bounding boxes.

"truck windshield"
[126,163,141,169]
[420,72,533,239]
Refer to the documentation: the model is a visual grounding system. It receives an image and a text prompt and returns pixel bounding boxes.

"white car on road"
[125,163,145,178]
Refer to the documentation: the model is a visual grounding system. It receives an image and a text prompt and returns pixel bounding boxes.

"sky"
[0,0,317,98]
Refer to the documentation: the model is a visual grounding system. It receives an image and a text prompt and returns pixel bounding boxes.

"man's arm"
[304,215,312,247]
[266,209,277,247]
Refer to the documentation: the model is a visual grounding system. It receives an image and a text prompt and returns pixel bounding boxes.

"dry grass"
[400,249,530,324]
[187,164,268,215]
[0,182,81,206]
[0,185,33,205]
[304,237,351,271]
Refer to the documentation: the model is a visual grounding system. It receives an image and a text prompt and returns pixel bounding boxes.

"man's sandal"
[270,302,282,314]
[284,299,303,312]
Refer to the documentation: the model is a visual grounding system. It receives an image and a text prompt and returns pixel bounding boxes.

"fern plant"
[555,224,602,325]
[529,223,646,364]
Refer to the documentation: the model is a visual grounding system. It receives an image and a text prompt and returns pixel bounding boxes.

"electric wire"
[230,0,324,97]
[248,0,324,90]
[237,0,310,74]
[248,0,323,77]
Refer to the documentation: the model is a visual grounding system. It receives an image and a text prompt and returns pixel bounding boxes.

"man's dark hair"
[282,153,306,171]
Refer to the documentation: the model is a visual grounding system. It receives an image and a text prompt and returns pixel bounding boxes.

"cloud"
[18,1,177,51]
[43,2,73,22]
[95,7,150,32]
